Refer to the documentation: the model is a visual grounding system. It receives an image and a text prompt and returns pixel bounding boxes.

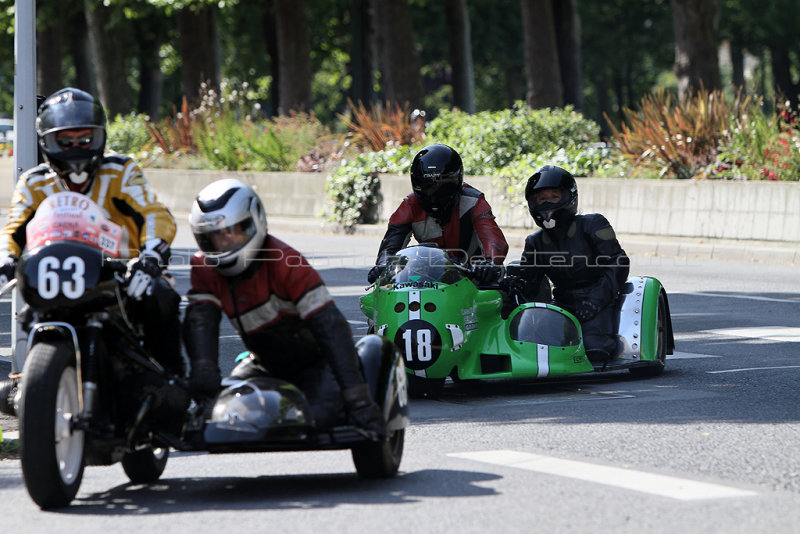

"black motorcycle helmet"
[410,144,464,222]
[524,165,578,230]
[36,88,107,193]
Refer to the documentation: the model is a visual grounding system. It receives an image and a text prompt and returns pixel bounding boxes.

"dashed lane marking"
[708,365,800,374]
[448,450,757,501]
[675,292,799,304]
[702,326,800,343]
[669,351,720,359]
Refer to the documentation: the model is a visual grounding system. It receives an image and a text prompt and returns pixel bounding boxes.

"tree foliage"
[0,0,798,139]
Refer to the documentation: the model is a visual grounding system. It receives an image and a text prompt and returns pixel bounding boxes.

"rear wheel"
[19,341,85,509]
[406,374,444,399]
[630,292,668,378]
[352,428,404,479]
[122,446,169,483]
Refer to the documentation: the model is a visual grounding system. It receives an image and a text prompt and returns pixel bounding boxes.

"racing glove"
[574,298,604,322]
[499,275,526,298]
[367,264,386,284]
[0,254,18,287]
[126,239,171,300]
[343,383,386,441]
[470,258,504,287]
[125,254,162,300]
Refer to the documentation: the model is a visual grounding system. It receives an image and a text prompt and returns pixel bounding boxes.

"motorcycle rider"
[367,143,509,285]
[184,178,385,439]
[0,88,182,414]
[512,165,629,362]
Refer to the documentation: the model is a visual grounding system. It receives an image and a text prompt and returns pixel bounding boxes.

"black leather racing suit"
[517,214,629,359]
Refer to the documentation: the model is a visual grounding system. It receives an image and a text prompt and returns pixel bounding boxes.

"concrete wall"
[146,169,800,243]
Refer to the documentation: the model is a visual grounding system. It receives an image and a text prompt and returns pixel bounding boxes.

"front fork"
[27,313,107,422]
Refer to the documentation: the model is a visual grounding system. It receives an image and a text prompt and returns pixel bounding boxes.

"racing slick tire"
[352,428,404,479]
[122,446,169,483]
[407,374,445,399]
[19,340,85,509]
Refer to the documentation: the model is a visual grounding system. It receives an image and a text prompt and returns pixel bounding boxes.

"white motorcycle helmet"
[189,179,268,276]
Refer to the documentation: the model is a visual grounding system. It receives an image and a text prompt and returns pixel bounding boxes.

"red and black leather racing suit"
[374,183,509,266]
[517,213,630,359]
[183,235,369,428]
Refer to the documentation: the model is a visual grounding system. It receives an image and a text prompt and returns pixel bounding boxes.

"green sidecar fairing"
[360,246,674,395]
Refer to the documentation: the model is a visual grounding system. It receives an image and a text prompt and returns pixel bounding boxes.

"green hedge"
[325,103,632,228]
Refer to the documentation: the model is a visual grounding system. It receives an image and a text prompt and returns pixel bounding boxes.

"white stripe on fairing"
[448,450,756,501]
[408,291,421,320]
[537,344,549,377]
[702,326,800,343]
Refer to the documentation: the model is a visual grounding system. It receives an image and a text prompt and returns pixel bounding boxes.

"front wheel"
[122,446,169,483]
[352,428,404,479]
[406,374,445,399]
[19,341,85,509]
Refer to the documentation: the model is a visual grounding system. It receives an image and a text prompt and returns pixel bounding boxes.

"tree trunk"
[729,37,745,93]
[594,69,612,140]
[552,0,582,110]
[769,45,797,107]
[83,0,130,118]
[370,0,424,109]
[134,11,164,119]
[37,24,63,96]
[68,6,94,93]
[261,1,280,117]
[176,5,221,104]
[520,0,563,109]
[349,0,374,108]
[274,0,312,114]
[670,0,721,100]
[444,0,475,113]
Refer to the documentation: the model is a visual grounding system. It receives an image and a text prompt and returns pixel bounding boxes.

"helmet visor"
[194,218,256,254]
[529,187,564,206]
[40,127,105,154]
[416,179,460,211]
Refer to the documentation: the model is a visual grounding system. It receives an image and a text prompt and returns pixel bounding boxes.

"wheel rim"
[54,366,84,485]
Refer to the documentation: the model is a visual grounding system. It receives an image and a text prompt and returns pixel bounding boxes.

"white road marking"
[708,365,800,374]
[669,351,720,359]
[328,285,371,296]
[703,326,800,343]
[449,450,756,501]
[675,291,798,304]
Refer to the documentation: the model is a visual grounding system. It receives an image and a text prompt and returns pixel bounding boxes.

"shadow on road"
[52,468,499,514]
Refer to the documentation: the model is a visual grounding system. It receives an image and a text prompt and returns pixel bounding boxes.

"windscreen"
[509,306,582,347]
[376,246,467,287]
[26,191,122,257]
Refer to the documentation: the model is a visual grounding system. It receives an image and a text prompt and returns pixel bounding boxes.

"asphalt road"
[1,226,799,533]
